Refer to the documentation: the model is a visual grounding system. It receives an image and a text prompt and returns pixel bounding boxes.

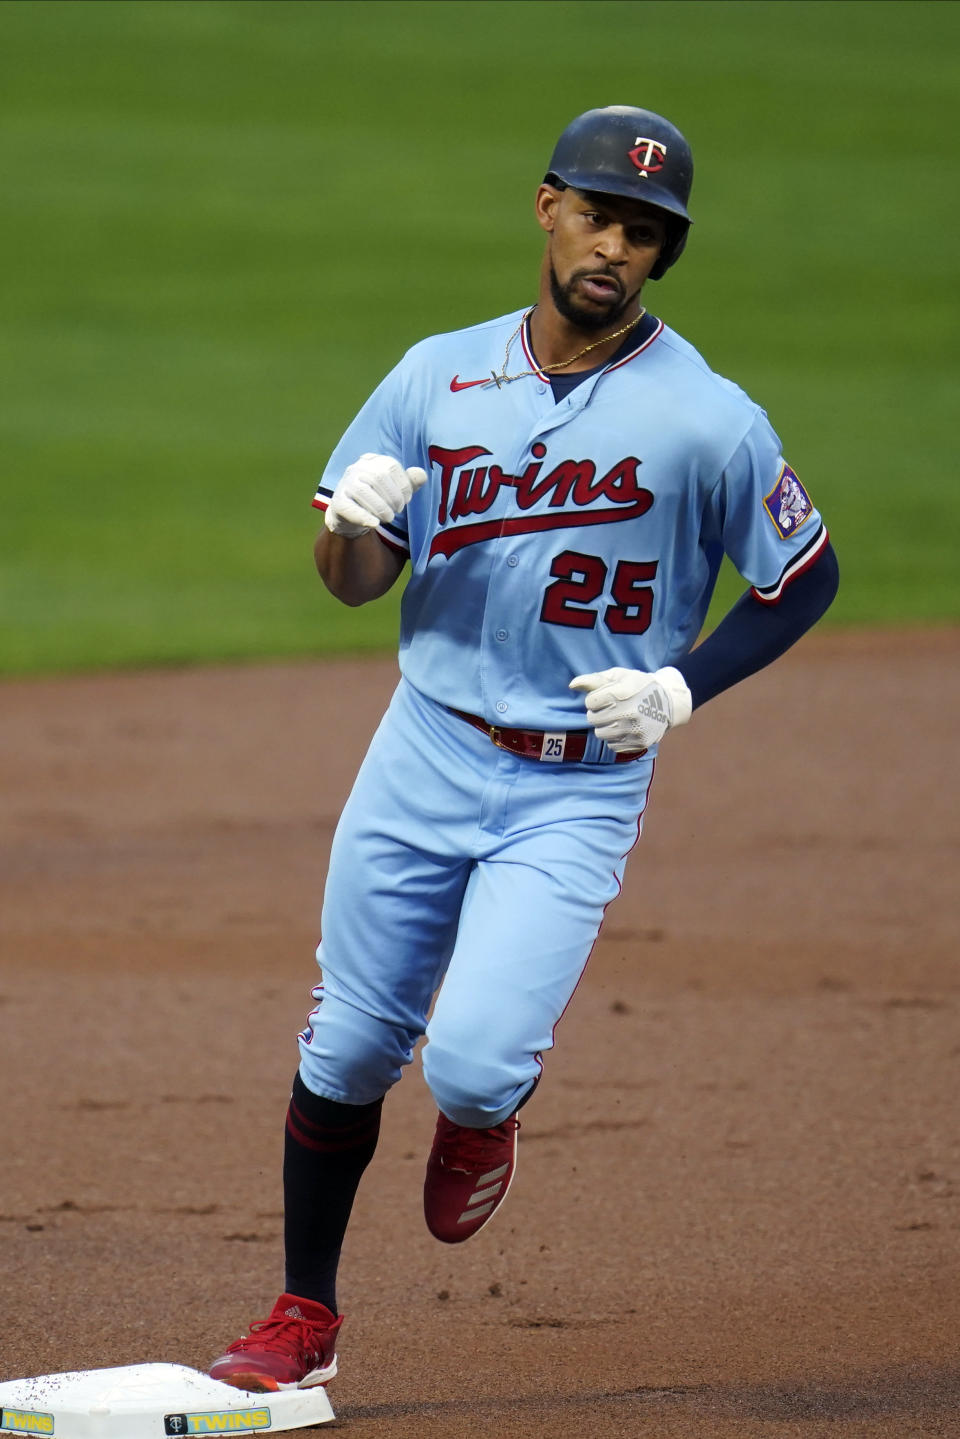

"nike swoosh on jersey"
[450,375,491,392]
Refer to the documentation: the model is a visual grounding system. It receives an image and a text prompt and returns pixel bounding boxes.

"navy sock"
[283,1071,383,1314]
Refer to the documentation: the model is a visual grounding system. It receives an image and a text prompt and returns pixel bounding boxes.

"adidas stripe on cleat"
[423,1111,519,1243]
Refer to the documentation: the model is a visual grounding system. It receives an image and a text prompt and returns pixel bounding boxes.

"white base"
[0,1363,335,1436]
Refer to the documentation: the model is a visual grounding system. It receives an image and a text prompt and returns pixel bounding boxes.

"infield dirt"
[1,631,958,1438]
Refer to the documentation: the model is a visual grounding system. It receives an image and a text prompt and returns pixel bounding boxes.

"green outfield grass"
[1,0,957,674]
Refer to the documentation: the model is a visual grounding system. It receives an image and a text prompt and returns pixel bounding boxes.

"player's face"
[536,186,667,331]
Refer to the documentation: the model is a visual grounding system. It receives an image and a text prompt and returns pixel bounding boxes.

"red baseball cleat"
[424,1111,520,1243]
[209,1293,342,1391]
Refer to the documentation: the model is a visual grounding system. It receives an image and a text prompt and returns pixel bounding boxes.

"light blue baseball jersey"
[313,308,827,730]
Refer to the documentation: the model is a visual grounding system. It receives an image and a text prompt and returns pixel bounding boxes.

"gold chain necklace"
[489,306,646,388]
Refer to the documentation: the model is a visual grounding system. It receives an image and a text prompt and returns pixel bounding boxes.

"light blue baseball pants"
[298,677,655,1127]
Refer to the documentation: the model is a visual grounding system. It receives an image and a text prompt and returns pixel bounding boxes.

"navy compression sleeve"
[675,540,839,710]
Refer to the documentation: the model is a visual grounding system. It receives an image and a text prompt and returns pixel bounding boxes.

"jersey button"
[507,554,519,568]
[495,701,508,714]
[495,629,508,642]
[536,383,547,395]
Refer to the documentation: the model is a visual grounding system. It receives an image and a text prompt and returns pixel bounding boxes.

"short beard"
[549,262,638,333]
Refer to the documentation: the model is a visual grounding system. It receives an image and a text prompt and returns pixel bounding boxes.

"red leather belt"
[448,707,645,764]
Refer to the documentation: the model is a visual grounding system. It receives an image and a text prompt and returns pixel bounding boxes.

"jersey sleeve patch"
[762,463,813,539]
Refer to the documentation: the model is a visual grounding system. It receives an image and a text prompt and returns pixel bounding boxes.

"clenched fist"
[324,453,428,539]
[569,666,692,753]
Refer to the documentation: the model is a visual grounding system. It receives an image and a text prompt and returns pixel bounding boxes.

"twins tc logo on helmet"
[763,463,813,539]
[628,137,667,176]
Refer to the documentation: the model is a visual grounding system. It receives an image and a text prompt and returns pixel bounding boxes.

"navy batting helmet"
[545,106,693,280]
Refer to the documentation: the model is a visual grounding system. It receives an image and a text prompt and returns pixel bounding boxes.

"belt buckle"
[488,724,514,754]
[488,724,523,758]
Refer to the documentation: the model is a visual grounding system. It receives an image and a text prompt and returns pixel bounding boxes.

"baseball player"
[210,105,838,1392]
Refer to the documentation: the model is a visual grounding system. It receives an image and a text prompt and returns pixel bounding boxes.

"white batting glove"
[569,666,693,753]
[324,452,428,539]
